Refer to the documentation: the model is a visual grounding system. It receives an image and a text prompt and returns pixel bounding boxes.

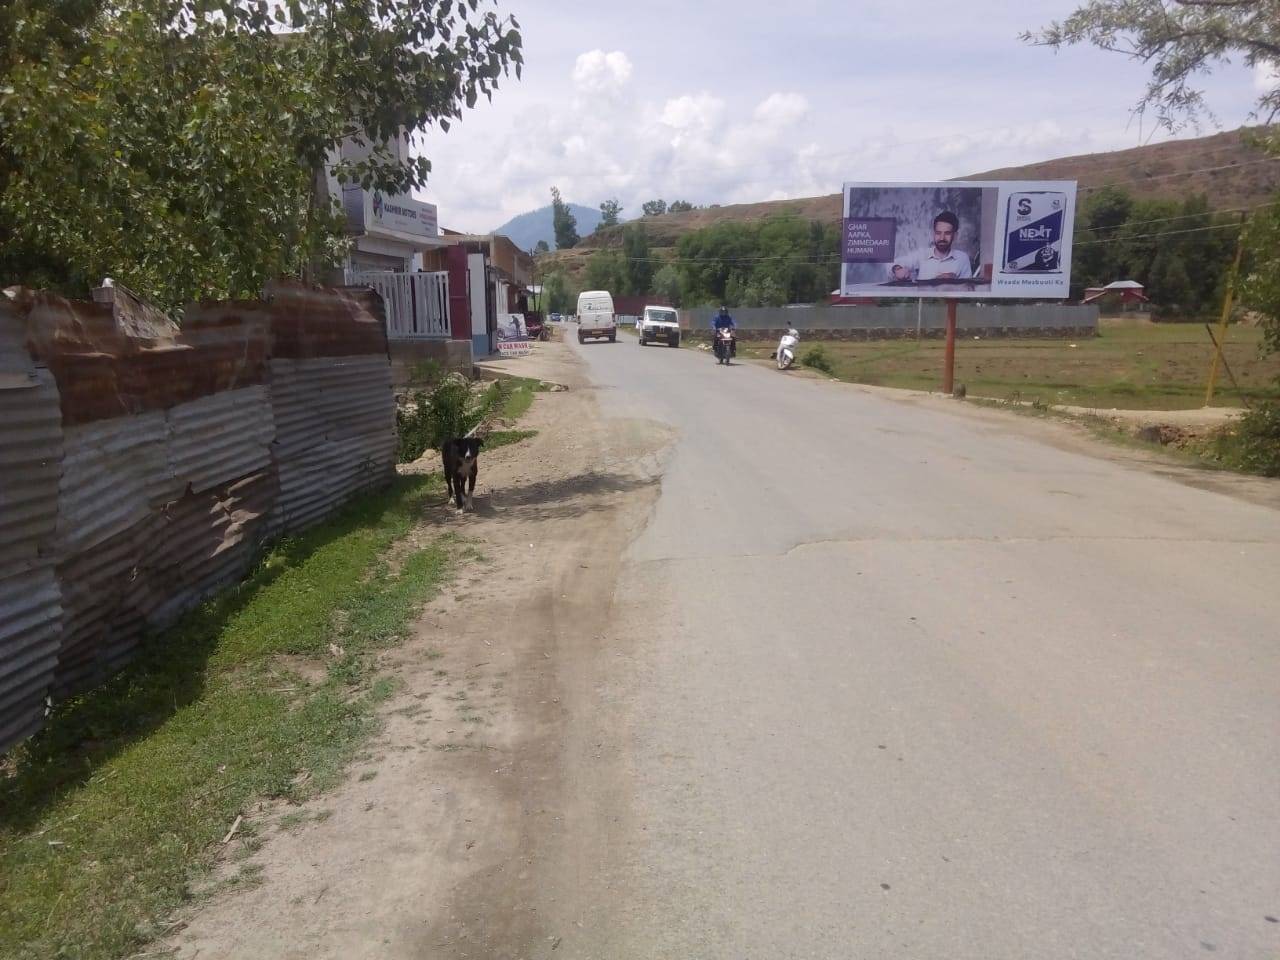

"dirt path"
[168,340,672,959]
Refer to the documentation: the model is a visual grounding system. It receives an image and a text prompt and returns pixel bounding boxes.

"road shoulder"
[169,340,673,959]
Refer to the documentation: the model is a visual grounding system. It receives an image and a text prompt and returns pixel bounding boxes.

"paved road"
[546,332,1280,959]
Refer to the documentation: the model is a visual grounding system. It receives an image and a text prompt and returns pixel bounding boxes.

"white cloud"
[754,92,810,127]
[413,6,1262,235]
[659,93,726,133]
[572,50,633,96]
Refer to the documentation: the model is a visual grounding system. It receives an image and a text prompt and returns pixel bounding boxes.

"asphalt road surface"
[544,331,1280,959]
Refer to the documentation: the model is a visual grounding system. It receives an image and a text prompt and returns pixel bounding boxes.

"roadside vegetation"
[0,476,456,959]
[2,1,522,307]
[1211,404,1280,477]
[743,323,1280,411]
[397,375,545,464]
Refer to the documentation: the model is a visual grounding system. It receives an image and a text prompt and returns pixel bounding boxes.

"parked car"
[576,290,616,343]
[637,306,681,348]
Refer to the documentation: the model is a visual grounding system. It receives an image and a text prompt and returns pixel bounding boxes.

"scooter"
[776,329,798,370]
[714,327,736,365]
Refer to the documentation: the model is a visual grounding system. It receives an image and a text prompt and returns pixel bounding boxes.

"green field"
[741,321,1280,410]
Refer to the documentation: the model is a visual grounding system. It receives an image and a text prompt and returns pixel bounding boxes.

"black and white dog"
[441,436,484,511]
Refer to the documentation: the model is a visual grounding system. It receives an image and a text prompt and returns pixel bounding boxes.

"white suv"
[637,306,680,348]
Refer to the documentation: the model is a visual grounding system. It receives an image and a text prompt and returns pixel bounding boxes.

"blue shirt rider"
[711,305,736,334]
[711,305,736,359]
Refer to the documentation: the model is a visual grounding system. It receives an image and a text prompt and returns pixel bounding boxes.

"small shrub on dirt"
[408,359,444,386]
[396,378,476,463]
[1211,401,1280,476]
[801,344,835,375]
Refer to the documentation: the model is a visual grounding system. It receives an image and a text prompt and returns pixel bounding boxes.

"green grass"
[739,322,1280,410]
[0,475,454,960]
[485,429,537,451]
[497,378,538,421]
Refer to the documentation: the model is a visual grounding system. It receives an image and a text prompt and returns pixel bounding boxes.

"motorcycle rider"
[711,305,736,360]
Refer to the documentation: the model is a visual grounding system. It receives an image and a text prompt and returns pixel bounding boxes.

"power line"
[553,156,1280,240]
[1075,200,1278,234]
[1078,155,1280,192]
[1074,221,1246,247]
[564,220,1251,266]
[1048,140,1270,182]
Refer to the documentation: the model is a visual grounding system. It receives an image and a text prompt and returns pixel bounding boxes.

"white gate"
[346,270,451,339]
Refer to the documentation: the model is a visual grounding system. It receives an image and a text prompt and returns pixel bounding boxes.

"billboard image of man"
[889,211,972,281]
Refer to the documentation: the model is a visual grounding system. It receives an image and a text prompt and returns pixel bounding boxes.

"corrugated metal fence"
[0,282,397,752]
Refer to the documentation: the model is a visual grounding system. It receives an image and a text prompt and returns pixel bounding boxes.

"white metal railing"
[346,270,451,339]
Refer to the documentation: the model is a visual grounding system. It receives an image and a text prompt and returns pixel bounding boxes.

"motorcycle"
[714,327,736,365]
[776,329,798,370]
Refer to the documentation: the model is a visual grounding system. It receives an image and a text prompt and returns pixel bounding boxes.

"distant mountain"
[491,202,606,252]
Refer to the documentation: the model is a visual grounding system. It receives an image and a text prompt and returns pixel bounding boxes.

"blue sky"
[415,0,1269,232]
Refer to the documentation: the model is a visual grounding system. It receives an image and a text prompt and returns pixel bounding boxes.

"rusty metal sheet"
[265,281,390,359]
[1,284,402,751]
[166,385,275,496]
[269,356,396,535]
[17,292,268,426]
[56,414,168,555]
[52,526,143,698]
[0,563,61,751]
[0,368,62,571]
[134,470,278,630]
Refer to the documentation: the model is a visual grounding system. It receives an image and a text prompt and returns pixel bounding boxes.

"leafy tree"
[652,263,681,305]
[1027,0,1280,348]
[674,214,838,306]
[668,200,694,213]
[550,186,579,250]
[620,225,653,296]
[542,270,576,314]
[1025,1,1280,129]
[584,250,624,292]
[642,199,667,217]
[1,0,524,307]
[1070,187,1236,313]
[534,239,550,254]
[599,198,622,228]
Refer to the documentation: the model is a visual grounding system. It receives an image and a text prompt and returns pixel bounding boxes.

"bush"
[801,344,836,375]
[1211,401,1280,477]
[408,358,444,386]
[396,378,476,463]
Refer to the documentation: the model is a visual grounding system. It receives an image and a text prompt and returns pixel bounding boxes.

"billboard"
[840,181,1077,300]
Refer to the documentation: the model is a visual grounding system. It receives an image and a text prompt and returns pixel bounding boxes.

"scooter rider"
[711,305,736,359]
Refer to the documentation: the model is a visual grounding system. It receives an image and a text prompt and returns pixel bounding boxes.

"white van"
[576,290,616,343]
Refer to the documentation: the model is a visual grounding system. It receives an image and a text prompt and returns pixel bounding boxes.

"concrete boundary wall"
[0,282,397,752]
[680,303,1098,339]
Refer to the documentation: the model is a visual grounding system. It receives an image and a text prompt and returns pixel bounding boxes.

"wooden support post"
[943,300,957,395]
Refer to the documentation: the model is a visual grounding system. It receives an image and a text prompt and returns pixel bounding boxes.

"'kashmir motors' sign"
[840,181,1077,300]
[370,191,439,239]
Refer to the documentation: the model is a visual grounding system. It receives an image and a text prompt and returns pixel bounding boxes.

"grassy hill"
[537,127,1278,284]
